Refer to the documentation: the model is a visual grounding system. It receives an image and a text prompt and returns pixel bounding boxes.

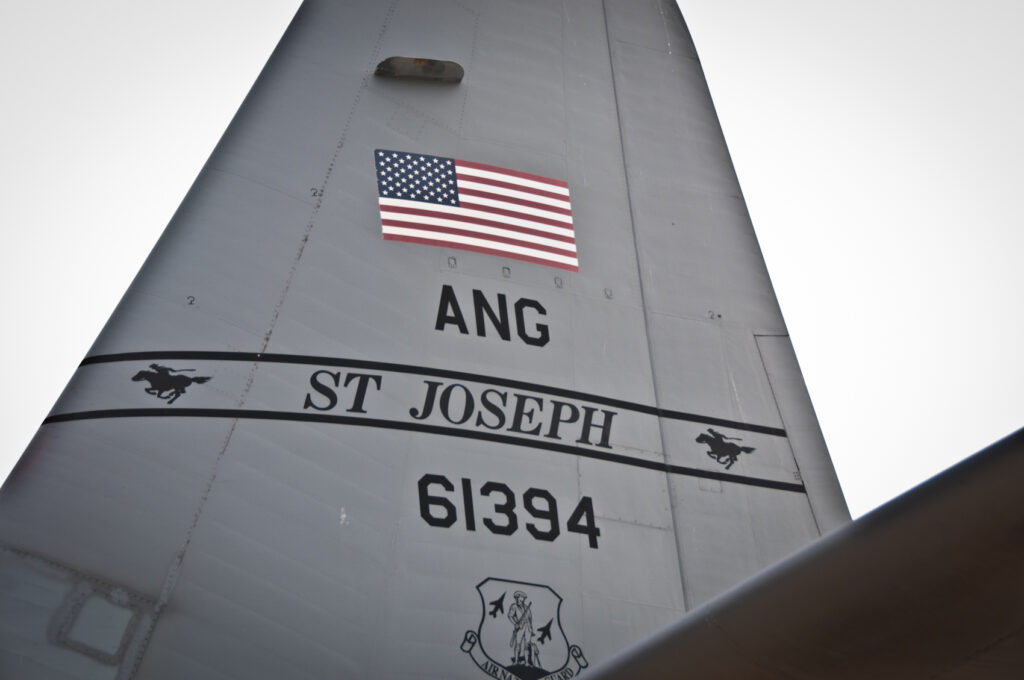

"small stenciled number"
[480,481,518,535]
[566,496,600,549]
[418,474,457,527]
[416,474,600,548]
[524,488,559,542]
[461,477,476,530]
[310,187,323,197]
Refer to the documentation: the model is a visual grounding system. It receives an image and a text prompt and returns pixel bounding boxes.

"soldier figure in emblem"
[508,590,538,666]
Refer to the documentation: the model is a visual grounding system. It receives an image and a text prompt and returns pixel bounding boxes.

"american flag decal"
[374,149,578,271]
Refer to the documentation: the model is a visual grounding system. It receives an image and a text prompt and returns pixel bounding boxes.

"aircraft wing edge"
[587,426,1024,678]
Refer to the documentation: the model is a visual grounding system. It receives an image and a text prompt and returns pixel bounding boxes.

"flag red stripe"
[456,200,573,230]
[383,234,579,271]
[456,174,570,202]
[380,204,576,243]
[458,188,573,217]
[455,159,569,188]
[381,220,577,257]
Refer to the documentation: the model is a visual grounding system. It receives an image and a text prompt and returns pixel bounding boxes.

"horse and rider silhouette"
[696,428,755,470]
[132,364,210,404]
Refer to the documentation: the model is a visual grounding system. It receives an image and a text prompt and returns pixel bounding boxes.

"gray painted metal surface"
[0,1,848,677]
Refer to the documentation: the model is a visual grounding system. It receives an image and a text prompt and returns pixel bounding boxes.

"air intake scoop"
[374,56,464,83]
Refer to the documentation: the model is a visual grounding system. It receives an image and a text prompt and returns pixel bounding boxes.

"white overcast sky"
[1,1,1022,518]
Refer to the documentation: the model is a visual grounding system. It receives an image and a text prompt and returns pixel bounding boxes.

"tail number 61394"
[417,473,601,549]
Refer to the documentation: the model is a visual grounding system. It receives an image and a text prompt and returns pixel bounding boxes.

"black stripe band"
[80,351,788,437]
[43,407,806,493]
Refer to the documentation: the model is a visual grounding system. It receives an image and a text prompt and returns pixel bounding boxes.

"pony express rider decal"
[132,364,211,404]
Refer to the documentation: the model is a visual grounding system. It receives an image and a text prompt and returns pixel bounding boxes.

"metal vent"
[374,56,464,83]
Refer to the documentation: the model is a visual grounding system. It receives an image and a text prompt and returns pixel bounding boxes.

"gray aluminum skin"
[0,1,848,678]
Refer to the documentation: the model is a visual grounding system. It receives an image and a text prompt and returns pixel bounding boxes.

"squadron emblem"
[462,578,587,680]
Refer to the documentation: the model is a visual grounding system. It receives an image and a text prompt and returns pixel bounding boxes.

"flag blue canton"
[375,149,459,206]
